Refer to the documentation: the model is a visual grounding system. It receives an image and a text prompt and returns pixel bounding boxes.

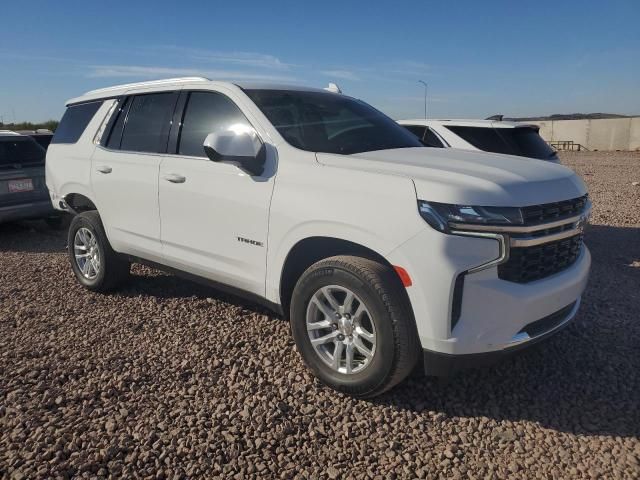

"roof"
[67,77,211,105]
[233,81,331,93]
[397,118,537,128]
[82,76,210,97]
[67,77,339,106]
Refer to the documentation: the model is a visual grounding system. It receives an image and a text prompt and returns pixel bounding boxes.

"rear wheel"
[67,211,130,292]
[290,255,419,398]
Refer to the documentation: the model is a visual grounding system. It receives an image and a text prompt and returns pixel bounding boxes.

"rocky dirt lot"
[1,152,639,479]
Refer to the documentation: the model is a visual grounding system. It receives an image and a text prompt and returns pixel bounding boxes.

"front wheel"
[290,255,419,398]
[67,211,130,292]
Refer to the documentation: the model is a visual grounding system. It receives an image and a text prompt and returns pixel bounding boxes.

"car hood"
[316,147,586,206]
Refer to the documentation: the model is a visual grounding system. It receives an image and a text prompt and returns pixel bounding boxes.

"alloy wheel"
[305,285,377,374]
[73,227,100,280]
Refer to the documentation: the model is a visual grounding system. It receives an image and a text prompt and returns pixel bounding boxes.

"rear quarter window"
[424,128,445,148]
[403,125,427,139]
[402,125,445,148]
[51,101,102,144]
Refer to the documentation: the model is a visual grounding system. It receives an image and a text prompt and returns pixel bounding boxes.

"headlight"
[418,200,523,232]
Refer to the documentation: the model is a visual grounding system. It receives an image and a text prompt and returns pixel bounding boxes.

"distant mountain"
[505,113,633,121]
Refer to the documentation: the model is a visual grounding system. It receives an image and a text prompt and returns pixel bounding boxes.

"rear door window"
[51,101,102,144]
[0,137,46,169]
[120,93,178,153]
[178,91,252,157]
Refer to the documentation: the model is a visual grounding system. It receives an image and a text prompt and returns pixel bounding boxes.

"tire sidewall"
[68,214,107,289]
[290,264,396,395]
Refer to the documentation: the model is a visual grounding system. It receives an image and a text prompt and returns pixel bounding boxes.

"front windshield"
[244,89,423,155]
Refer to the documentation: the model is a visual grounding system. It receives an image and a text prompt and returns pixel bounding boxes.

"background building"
[530,117,640,151]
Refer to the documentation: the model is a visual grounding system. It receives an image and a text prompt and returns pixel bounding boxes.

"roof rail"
[83,77,210,96]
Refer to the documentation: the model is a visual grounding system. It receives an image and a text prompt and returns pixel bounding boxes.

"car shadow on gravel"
[373,224,640,438]
[119,266,277,316]
[0,220,68,253]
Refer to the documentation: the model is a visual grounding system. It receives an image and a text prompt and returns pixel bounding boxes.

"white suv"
[398,118,560,162]
[46,77,591,397]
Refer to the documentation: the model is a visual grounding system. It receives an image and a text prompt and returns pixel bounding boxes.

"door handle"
[96,165,112,174]
[163,173,186,184]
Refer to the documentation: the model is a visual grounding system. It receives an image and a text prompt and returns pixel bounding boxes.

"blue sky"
[1,0,638,122]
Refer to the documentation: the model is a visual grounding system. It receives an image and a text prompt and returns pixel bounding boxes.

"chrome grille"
[521,195,588,226]
[450,194,590,281]
[498,234,583,283]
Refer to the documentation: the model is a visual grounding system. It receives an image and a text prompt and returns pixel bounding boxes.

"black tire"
[67,211,130,292]
[290,255,420,398]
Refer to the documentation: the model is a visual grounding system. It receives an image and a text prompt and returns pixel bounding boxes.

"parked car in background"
[47,78,590,398]
[398,118,559,162]
[0,131,62,226]
[17,129,55,150]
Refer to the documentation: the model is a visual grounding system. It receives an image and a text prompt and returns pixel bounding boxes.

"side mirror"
[203,126,265,176]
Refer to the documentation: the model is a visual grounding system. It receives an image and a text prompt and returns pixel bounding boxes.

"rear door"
[91,91,178,260]
[0,137,49,210]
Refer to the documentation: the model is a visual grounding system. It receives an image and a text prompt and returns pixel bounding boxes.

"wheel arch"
[278,236,409,319]
[63,193,98,213]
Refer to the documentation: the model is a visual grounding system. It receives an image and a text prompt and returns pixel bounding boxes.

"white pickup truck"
[46,78,591,397]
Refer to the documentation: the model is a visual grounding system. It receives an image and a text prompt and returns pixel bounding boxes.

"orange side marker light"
[393,265,412,287]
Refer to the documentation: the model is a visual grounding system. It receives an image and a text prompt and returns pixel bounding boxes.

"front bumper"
[422,299,580,376]
[0,200,56,223]
[386,225,591,356]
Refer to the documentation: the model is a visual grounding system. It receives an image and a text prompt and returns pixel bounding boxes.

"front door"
[158,91,275,296]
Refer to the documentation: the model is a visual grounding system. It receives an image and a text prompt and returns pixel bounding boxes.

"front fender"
[264,159,424,304]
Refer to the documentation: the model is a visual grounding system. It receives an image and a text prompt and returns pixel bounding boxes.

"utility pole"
[418,80,428,119]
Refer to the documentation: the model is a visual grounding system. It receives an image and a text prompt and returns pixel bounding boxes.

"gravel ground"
[1,151,639,479]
